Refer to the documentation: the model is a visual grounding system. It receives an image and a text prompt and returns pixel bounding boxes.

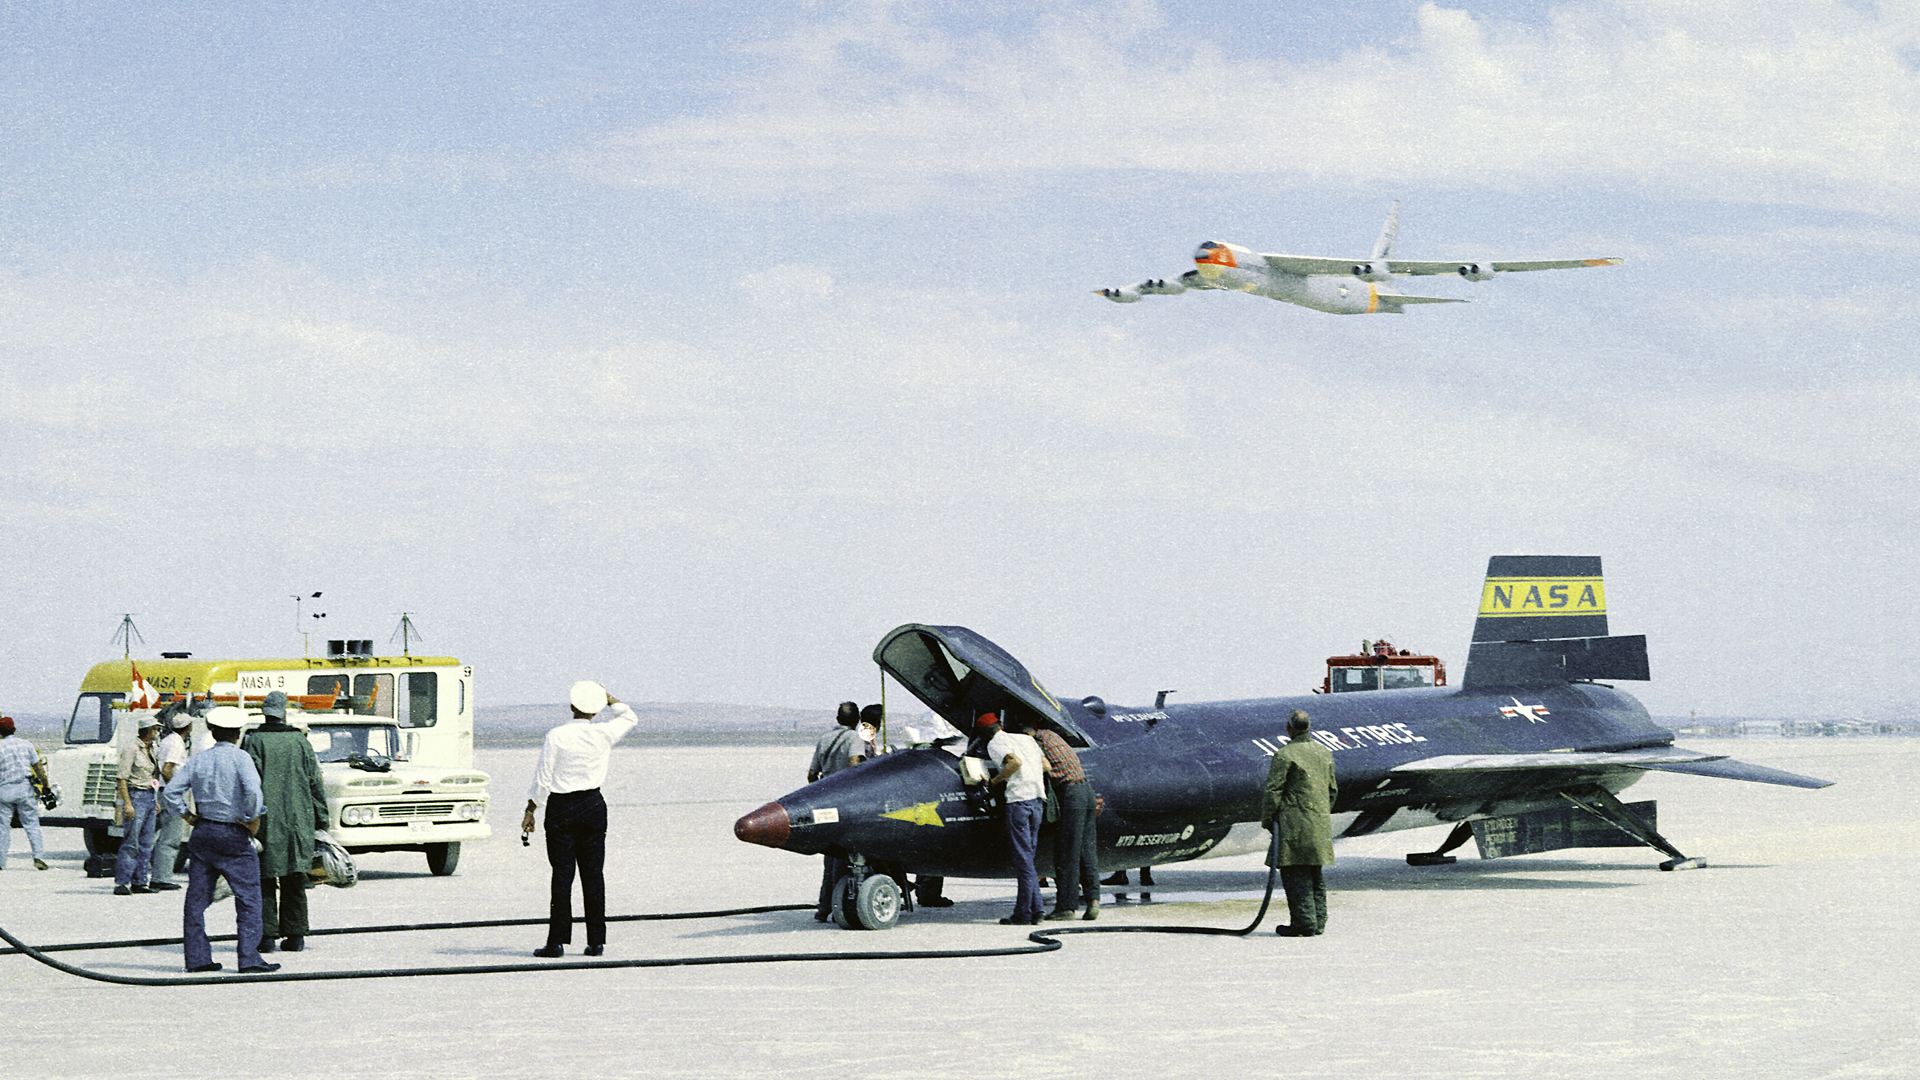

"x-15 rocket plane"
[736,556,1830,930]
[1096,202,1622,314]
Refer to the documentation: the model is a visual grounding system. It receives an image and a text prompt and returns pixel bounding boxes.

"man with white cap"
[522,681,638,958]
[161,706,278,973]
[112,713,165,894]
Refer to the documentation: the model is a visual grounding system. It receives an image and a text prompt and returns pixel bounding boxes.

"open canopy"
[872,624,1089,745]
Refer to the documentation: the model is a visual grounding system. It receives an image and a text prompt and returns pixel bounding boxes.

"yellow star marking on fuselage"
[881,801,945,827]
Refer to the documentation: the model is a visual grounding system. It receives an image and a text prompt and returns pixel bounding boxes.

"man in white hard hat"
[522,681,638,958]
[161,706,278,974]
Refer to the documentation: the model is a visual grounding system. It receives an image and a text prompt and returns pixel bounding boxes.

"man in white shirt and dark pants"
[522,681,639,958]
[981,712,1048,926]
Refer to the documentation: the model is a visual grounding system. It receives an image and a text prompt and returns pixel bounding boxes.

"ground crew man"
[161,707,277,974]
[1261,709,1337,936]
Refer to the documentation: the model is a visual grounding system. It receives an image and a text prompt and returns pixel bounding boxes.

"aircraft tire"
[425,842,461,876]
[850,874,901,931]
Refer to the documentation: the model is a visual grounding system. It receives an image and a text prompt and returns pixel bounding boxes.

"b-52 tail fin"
[1371,200,1402,263]
[1461,555,1649,688]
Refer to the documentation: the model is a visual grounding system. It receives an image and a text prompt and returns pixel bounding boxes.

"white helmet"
[569,680,609,716]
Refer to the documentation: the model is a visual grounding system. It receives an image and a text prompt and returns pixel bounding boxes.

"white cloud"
[586,0,1920,214]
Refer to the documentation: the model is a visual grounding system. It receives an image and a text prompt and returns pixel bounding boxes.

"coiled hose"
[1,836,1282,986]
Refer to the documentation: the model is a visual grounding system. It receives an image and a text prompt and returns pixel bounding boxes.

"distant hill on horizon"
[6,704,1909,747]
[480,701,824,731]
[476,701,831,747]
[0,702,839,747]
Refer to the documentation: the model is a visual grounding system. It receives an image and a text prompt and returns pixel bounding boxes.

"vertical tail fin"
[1462,556,1648,688]
[1473,555,1608,643]
[1371,200,1403,262]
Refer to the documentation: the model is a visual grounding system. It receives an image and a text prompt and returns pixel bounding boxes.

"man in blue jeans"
[113,715,163,894]
[981,712,1048,926]
[161,707,278,974]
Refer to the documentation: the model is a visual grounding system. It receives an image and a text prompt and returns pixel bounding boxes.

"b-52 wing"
[1384,257,1626,276]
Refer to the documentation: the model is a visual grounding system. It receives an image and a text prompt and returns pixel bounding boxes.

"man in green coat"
[1261,710,1337,937]
[242,691,329,953]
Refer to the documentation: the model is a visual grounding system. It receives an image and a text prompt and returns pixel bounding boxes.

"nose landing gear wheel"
[836,873,901,930]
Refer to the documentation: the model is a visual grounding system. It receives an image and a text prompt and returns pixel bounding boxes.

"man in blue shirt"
[160,707,278,974]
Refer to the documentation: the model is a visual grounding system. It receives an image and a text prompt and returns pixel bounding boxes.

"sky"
[2,0,1916,719]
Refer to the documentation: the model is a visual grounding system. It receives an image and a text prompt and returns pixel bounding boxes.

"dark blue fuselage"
[744,681,1673,880]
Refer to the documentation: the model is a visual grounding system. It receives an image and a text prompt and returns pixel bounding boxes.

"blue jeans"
[114,789,158,886]
[182,820,265,970]
[0,781,44,867]
[151,807,187,885]
[1005,797,1044,922]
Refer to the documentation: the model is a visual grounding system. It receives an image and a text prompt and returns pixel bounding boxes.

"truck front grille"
[83,763,119,805]
[375,802,457,821]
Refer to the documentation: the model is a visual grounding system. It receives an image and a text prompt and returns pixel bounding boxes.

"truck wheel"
[83,825,121,856]
[425,842,461,876]
[842,873,901,931]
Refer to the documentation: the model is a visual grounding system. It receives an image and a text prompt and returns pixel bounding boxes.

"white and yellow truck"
[43,645,489,875]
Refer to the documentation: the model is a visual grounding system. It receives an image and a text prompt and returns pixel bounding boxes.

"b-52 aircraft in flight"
[1095,202,1622,314]
[736,556,1830,929]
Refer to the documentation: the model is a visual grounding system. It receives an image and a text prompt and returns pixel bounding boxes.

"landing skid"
[1407,821,1474,866]
[1406,791,1707,870]
[1559,786,1706,871]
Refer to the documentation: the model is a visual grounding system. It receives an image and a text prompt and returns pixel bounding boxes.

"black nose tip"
[734,801,791,848]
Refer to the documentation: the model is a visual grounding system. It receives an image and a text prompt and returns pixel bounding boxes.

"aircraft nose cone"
[734,801,791,849]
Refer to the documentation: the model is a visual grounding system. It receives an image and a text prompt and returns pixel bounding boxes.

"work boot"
[1043,908,1078,921]
[281,936,305,952]
[1082,897,1100,921]
[33,859,49,870]
[259,937,278,953]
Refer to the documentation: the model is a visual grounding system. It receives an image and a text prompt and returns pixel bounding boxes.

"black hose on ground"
[0,835,1285,985]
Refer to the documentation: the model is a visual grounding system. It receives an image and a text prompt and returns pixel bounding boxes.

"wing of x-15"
[1096,202,1622,314]
[736,556,1829,929]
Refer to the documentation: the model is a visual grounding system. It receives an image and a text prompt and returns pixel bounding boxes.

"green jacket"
[1260,737,1338,867]
[242,723,330,879]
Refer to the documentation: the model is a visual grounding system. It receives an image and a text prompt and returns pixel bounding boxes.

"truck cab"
[1320,639,1447,694]
[44,647,489,876]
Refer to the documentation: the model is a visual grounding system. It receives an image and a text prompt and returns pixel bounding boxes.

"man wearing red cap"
[0,717,51,871]
[980,712,1048,925]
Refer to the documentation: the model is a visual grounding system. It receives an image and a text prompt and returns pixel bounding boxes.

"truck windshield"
[66,693,121,744]
[306,726,399,764]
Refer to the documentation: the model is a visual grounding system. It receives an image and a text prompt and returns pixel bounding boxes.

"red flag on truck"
[128,661,159,709]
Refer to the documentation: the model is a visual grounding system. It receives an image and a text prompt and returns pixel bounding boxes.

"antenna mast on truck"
[391,613,424,657]
[109,614,145,658]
